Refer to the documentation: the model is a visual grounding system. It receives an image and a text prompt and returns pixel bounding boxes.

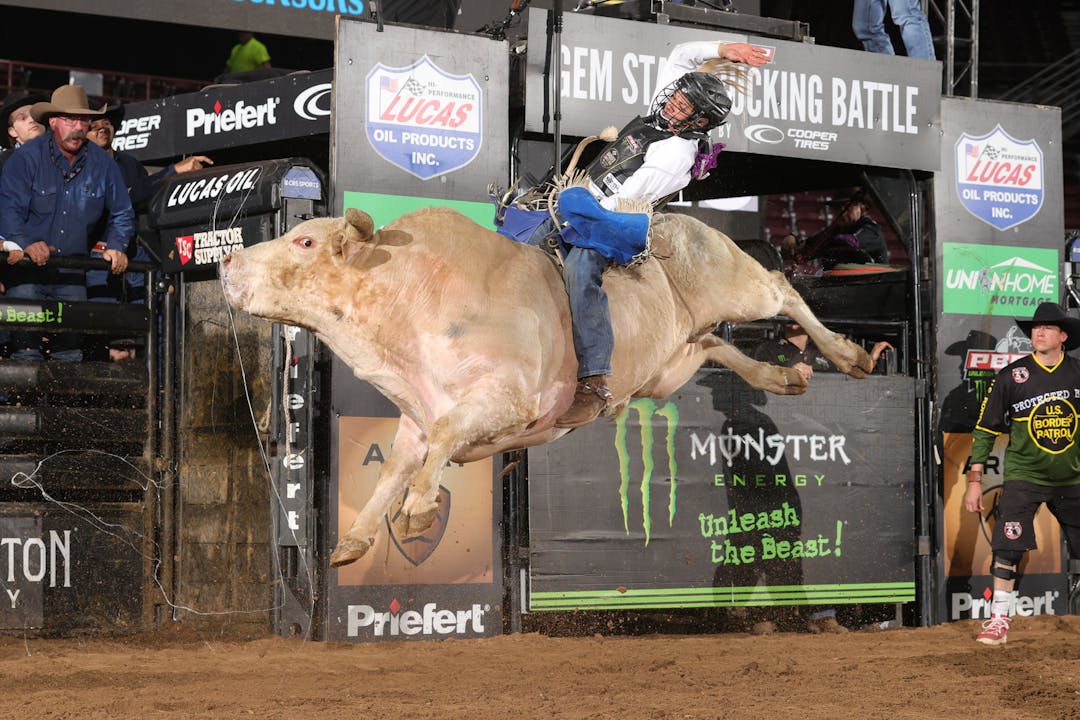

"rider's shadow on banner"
[696,371,806,629]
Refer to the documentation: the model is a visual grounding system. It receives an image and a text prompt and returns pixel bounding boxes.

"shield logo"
[175,234,194,265]
[385,485,451,566]
[954,125,1043,231]
[366,55,483,180]
[1003,520,1022,540]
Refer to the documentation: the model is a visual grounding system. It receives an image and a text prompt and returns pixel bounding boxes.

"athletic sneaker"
[976,615,1010,645]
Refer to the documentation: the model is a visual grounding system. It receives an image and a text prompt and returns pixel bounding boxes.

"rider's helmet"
[648,71,732,137]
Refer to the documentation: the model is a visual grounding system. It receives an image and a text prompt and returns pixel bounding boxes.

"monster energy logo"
[614,398,679,545]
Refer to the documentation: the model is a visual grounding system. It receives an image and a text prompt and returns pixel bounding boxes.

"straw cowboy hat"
[30,85,105,123]
[1015,302,1080,351]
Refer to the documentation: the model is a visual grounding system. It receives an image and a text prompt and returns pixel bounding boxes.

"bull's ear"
[345,208,375,241]
[330,209,376,264]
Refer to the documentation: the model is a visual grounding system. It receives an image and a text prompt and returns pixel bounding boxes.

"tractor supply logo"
[346,599,488,638]
[955,126,1044,231]
[186,97,281,138]
[112,113,161,152]
[942,242,1057,316]
[165,167,261,208]
[173,227,244,266]
[1025,396,1078,453]
[614,398,679,545]
[365,55,482,181]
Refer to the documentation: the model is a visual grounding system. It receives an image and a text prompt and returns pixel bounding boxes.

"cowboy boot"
[555,375,613,428]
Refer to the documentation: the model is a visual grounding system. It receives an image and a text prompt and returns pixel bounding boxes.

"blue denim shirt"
[0,133,134,256]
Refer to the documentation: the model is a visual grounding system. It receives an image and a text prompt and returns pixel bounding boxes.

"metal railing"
[1,57,206,105]
[996,48,1080,140]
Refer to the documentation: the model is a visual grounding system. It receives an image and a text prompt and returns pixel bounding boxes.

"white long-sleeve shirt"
[599,40,727,211]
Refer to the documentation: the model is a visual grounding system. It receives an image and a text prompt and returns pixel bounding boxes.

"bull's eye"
[295,237,314,249]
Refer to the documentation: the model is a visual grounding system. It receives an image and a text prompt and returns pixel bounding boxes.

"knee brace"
[991,550,1023,581]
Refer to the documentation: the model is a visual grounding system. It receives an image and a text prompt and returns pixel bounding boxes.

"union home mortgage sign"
[525,10,942,172]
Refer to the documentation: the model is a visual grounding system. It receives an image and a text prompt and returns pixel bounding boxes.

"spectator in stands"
[0,85,133,361]
[780,189,888,273]
[0,92,42,288]
[964,302,1080,646]
[87,102,212,210]
[752,322,893,382]
[852,0,936,60]
[84,102,211,360]
[0,90,49,175]
[224,32,271,75]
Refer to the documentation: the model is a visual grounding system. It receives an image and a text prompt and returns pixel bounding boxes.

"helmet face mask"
[650,71,732,137]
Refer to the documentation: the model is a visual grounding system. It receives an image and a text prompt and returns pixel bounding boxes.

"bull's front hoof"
[393,508,438,538]
[330,536,373,567]
[778,366,809,395]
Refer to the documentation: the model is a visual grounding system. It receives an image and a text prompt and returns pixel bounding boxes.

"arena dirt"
[1,614,1078,719]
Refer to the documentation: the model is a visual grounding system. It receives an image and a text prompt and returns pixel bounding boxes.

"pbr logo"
[1011,367,1029,384]
[955,125,1043,231]
[365,56,482,180]
[1003,521,1022,540]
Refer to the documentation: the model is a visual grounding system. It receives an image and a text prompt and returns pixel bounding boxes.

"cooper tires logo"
[294,83,332,120]
[744,124,785,144]
[614,398,679,545]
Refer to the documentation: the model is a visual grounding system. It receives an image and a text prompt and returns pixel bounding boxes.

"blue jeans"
[563,245,613,379]
[852,0,936,60]
[5,279,86,361]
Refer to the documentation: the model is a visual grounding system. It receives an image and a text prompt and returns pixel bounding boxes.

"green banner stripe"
[529,594,915,610]
[531,582,914,600]
[529,584,916,610]
[342,191,496,230]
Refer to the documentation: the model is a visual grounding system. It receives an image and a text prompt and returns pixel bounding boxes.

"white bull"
[220,206,871,566]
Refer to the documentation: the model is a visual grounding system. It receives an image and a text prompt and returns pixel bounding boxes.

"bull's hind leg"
[330,415,426,567]
[700,336,808,395]
[771,271,873,377]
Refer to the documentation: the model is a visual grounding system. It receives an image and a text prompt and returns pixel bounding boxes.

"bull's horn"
[345,208,375,242]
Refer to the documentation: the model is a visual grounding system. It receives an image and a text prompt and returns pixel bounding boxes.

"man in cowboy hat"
[0,84,134,361]
[0,89,49,174]
[964,302,1080,645]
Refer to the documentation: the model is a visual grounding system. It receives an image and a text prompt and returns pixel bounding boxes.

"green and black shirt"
[971,353,1080,486]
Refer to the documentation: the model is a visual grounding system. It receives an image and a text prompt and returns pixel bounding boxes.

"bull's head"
[220,208,401,325]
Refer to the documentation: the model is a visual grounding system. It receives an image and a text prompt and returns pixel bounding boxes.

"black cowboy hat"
[89,98,125,126]
[1015,302,1080,351]
[0,89,50,141]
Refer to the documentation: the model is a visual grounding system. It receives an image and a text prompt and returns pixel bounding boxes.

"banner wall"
[934,97,1068,620]
[528,371,916,610]
[525,9,941,171]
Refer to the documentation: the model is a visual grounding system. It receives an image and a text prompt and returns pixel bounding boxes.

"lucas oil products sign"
[365,56,482,181]
[331,18,508,208]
